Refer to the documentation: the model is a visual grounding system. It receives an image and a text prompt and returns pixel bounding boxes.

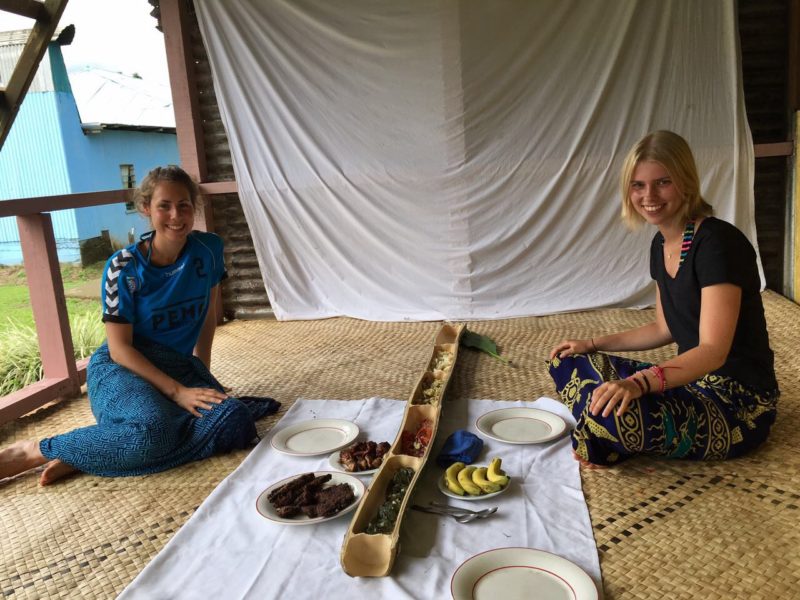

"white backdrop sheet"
[195,0,758,321]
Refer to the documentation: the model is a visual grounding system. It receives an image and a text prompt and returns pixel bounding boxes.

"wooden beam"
[16,213,80,394]
[0,0,48,20]
[159,0,214,231]
[790,0,800,114]
[753,142,794,158]
[0,184,244,218]
[0,188,132,218]
[76,357,90,386]
[793,113,800,301]
[0,377,76,424]
[199,181,238,195]
[161,0,224,323]
[0,0,69,148]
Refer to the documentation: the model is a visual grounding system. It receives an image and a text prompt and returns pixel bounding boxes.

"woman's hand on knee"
[589,380,641,418]
[549,339,593,360]
[172,385,228,417]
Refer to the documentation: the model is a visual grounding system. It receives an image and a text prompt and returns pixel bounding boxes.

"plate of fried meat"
[256,471,365,525]
[329,440,391,475]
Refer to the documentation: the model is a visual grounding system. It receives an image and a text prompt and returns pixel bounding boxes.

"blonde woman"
[548,131,778,467]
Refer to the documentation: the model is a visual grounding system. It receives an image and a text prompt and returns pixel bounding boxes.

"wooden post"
[160,0,212,229]
[160,0,224,323]
[793,113,800,302]
[17,213,80,393]
[789,0,799,114]
[786,2,800,301]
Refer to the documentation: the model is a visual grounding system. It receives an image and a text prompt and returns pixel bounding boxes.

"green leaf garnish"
[460,329,510,364]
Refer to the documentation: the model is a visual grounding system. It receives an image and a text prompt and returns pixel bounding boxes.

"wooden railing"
[0,189,131,423]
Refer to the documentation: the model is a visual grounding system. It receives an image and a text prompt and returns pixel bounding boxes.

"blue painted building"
[0,27,178,264]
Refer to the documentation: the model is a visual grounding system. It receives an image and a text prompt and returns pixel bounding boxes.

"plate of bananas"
[439,458,511,500]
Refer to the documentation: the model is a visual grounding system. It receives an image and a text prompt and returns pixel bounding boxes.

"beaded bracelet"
[648,365,667,394]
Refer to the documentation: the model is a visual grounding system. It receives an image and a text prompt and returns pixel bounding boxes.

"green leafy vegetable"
[460,329,510,364]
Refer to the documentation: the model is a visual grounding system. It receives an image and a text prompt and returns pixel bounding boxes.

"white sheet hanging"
[194,0,757,321]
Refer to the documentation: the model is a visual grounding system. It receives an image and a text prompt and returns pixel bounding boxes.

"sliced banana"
[457,465,483,496]
[486,457,510,487]
[472,467,501,494]
[444,461,466,495]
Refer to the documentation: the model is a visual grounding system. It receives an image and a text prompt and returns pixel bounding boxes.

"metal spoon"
[430,501,498,517]
[411,504,497,523]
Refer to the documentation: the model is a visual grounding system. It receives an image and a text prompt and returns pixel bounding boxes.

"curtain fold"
[195,0,757,321]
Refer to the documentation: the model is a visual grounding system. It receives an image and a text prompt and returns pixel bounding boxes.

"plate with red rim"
[256,471,365,525]
[475,408,568,445]
[451,547,598,600]
[270,419,359,456]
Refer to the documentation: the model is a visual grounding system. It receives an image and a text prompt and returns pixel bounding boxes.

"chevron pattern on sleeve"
[104,249,134,316]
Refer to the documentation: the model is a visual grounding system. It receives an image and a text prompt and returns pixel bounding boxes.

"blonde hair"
[620,130,713,229]
[133,165,200,215]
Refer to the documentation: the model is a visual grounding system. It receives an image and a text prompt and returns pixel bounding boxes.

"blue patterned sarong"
[40,337,279,477]
[547,352,778,466]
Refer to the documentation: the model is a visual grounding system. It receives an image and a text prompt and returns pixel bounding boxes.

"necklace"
[664,221,696,264]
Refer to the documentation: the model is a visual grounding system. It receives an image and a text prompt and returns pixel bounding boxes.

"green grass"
[0,286,101,335]
[0,262,107,394]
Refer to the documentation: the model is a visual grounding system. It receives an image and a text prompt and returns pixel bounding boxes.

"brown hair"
[620,130,714,229]
[133,165,200,215]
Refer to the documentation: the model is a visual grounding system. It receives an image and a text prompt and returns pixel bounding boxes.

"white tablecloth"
[120,397,601,599]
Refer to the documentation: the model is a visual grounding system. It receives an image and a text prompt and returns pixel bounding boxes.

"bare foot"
[40,460,79,486]
[0,440,48,480]
[572,450,608,470]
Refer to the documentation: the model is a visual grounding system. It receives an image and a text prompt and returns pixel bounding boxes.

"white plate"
[328,450,381,476]
[256,471,365,525]
[451,547,598,600]
[270,419,359,456]
[437,472,510,501]
[476,408,567,444]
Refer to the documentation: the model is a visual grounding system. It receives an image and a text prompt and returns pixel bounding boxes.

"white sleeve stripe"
[104,249,135,316]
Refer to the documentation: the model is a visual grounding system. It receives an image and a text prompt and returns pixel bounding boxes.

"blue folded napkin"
[436,430,484,468]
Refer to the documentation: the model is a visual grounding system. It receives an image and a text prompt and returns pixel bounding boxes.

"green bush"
[71,311,106,360]
[0,313,106,395]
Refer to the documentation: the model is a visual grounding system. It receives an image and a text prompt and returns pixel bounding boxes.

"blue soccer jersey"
[101,231,228,355]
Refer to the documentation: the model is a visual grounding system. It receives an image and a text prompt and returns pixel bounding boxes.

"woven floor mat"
[1,290,798,598]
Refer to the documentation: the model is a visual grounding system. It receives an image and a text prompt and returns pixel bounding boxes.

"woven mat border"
[1,290,798,599]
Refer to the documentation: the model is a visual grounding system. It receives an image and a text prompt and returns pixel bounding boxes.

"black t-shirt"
[650,216,777,392]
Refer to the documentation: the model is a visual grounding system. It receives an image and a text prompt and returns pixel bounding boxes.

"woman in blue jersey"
[547,131,778,468]
[1,166,278,484]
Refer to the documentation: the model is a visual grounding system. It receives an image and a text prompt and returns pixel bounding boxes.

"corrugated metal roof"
[69,67,175,128]
[0,39,54,92]
[0,26,72,47]
[0,26,73,92]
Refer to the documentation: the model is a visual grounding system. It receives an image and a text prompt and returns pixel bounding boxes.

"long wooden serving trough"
[340,323,464,577]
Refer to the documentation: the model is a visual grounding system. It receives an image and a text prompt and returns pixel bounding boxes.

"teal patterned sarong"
[40,337,279,476]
